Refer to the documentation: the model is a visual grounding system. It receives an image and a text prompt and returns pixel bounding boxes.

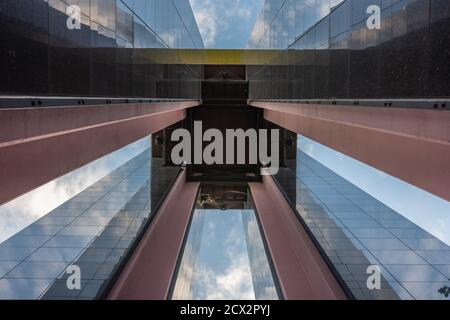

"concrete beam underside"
[252,101,450,202]
[0,101,199,205]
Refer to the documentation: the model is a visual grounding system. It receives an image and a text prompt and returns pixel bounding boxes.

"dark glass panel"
[429,0,450,97]
[1,0,203,99]
[48,0,91,96]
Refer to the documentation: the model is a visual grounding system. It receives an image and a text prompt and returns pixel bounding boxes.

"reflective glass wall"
[0,136,180,300]
[273,128,450,300]
[248,0,344,49]
[247,0,450,100]
[0,0,204,98]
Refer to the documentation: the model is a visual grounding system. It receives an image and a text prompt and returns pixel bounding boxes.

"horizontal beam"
[249,176,347,300]
[252,101,450,201]
[135,49,282,65]
[0,101,199,205]
[107,170,200,300]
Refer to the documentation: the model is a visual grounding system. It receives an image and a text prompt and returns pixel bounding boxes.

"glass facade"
[274,132,450,300]
[0,135,151,245]
[248,0,344,49]
[0,142,180,299]
[247,0,450,100]
[0,0,204,98]
[1,0,448,302]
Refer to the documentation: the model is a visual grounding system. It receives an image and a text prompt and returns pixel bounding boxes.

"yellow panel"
[134,49,283,65]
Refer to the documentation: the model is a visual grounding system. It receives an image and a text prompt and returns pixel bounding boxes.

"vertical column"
[107,170,200,300]
[249,176,347,300]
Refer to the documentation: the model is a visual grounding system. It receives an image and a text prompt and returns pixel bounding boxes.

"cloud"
[196,253,255,300]
[184,212,256,300]
[195,13,218,46]
[427,219,450,245]
[0,136,150,243]
[0,166,108,243]
[190,0,219,47]
[160,32,177,48]
[298,135,450,246]
[190,0,264,48]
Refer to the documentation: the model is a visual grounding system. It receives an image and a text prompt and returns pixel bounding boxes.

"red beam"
[107,170,199,300]
[0,101,199,205]
[252,101,450,201]
[249,176,347,300]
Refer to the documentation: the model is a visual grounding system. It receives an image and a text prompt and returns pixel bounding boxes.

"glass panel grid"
[276,148,450,300]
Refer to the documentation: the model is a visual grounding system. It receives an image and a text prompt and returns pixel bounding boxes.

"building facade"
[0,0,449,301]
[0,0,204,99]
[248,0,450,100]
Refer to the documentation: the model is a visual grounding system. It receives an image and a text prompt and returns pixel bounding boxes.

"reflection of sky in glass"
[193,210,255,300]
[0,136,150,244]
[299,135,450,245]
[173,209,278,300]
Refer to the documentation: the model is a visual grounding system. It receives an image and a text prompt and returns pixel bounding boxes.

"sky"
[173,209,278,300]
[189,0,264,48]
[0,0,448,300]
[190,210,255,300]
[0,136,150,244]
[300,136,450,245]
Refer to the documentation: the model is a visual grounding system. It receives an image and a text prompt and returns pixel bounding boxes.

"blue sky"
[0,137,150,243]
[173,209,278,300]
[190,0,264,48]
[190,210,255,300]
[300,136,450,245]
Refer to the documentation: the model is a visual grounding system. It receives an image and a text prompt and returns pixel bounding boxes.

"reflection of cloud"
[161,32,177,48]
[318,2,331,17]
[192,212,255,300]
[248,17,265,47]
[298,134,450,246]
[197,253,255,300]
[0,137,150,243]
[301,136,316,158]
[429,219,449,244]
[190,0,220,47]
[0,165,109,244]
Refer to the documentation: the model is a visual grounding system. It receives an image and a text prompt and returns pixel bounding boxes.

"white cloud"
[428,219,450,245]
[190,0,264,48]
[190,0,220,47]
[299,135,450,246]
[196,253,255,300]
[185,212,256,300]
[0,164,109,243]
[0,136,150,243]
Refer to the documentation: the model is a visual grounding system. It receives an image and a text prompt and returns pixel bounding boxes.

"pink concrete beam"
[0,101,199,205]
[249,176,347,300]
[0,101,199,144]
[108,170,200,300]
[252,101,450,201]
